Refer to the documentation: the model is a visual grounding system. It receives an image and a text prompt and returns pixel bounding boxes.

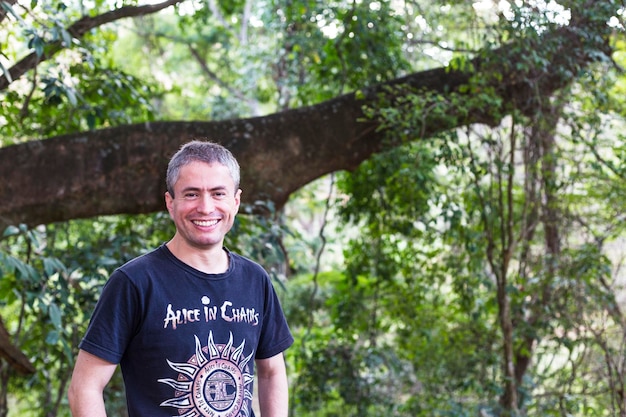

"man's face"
[165,161,241,251]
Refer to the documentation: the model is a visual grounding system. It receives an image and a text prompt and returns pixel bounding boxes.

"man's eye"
[184,193,198,199]
[214,191,226,198]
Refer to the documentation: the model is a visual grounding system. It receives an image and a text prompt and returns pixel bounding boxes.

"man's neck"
[166,238,229,274]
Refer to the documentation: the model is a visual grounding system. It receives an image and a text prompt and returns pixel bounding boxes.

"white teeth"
[193,220,219,227]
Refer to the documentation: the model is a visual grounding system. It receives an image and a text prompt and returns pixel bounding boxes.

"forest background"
[1,0,626,416]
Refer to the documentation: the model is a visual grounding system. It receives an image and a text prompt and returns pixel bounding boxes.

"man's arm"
[68,349,117,417]
[256,352,289,417]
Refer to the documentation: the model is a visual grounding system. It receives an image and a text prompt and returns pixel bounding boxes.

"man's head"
[166,140,241,198]
[164,140,242,253]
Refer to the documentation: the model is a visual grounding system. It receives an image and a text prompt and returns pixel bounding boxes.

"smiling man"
[68,140,293,417]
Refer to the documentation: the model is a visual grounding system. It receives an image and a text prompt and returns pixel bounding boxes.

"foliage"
[283,4,626,413]
[286,111,625,416]
[0,2,158,144]
[303,71,625,417]
[0,213,174,416]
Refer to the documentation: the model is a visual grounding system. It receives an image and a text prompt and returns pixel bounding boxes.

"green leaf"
[45,330,59,345]
[2,225,19,237]
[48,302,63,330]
[43,257,65,277]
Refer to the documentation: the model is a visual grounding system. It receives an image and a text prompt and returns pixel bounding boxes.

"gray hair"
[166,140,240,197]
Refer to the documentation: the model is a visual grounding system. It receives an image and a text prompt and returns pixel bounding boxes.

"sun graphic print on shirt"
[158,331,255,417]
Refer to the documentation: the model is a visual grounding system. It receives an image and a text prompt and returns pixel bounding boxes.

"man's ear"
[165,191,174,214]
[234,189,242,211]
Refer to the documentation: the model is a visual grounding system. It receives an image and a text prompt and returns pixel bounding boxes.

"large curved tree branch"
[0,1,614,229]
[0,0,185,91]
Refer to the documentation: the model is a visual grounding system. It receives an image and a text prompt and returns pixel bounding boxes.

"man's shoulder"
[117,245,168,273]
[229,251,266,273]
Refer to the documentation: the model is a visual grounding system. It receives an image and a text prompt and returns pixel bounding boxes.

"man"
[68,140,293,417]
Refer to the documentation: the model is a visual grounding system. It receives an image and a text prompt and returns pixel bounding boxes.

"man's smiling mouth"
[193,219,219,227]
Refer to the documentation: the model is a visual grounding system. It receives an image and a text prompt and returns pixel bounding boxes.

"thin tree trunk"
[497,275,519,415]
[0,363,9,417]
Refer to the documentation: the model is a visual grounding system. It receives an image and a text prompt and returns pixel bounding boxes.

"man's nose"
[197,194,215,212]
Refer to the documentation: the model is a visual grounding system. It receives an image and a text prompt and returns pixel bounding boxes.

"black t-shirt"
[79,244,294,417]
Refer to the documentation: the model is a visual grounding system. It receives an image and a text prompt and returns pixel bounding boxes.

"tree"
[0,0,615,228]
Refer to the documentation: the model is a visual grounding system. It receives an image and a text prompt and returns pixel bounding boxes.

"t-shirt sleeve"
[255,277,294,359]
[78,269,141,364]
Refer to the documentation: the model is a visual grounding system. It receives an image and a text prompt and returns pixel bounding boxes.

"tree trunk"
[0,363,9,417]
[497,276,519,416]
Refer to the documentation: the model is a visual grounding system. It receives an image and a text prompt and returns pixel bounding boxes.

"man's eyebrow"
[180,185,228,192]
[180,186,201,192]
